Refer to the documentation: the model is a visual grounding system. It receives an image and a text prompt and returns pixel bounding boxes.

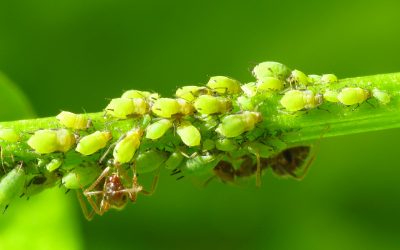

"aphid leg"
[316,106,331,113]
[351,104,360,111]
[365,99,375,108]
[76,190,95,221]
[3,204,9,214]
[255,153,262,188]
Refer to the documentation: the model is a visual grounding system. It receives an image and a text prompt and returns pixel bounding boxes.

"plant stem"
[0,72,399,196]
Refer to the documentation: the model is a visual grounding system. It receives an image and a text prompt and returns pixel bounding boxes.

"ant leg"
[76,191,95,221]
[84,166,111,195]
[255,153,262,188]
[141,166,161,196]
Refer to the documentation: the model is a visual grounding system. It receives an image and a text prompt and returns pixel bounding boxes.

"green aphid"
[76,131,112,156]
[105,98,149,119]
[136,150,167,174]
[372,88,391,105]
[308,74,322,84]
[122,89,160,101]
[206,76,242,95]
[177,98,194,116]
[215,138,239,152]
[184,153,222,175]
[337,87,370,106]
[175,86,211,102]
[252,61,291,81]
[216,111,262,138]
[56,111,91,130]
[165,151,184,170]
[280,90,323,112]
[177,121,201,147]
[28,129,76,154]
[323,89,339,103]
[288,70,310,88]
[241,82,257,97]
[0,165,25,212]
[145,119,173,140]
[202,139,215,151]
[320,74,338,84]
[151,98,181,118]
[46,158,63,172]
[246,142,274,158]
[256,77,284,91]
[62,164,102,189]
[0,128,20,142]
[113,128,142,164]
[194,95,232,115]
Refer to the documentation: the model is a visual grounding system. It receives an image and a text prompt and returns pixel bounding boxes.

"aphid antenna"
[65,189,71,194]
[365,99,375,108]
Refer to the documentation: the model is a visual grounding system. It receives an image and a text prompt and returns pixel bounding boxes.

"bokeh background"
[1,0,400,249]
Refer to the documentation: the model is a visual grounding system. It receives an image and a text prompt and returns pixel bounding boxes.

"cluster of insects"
[0,61,392,219]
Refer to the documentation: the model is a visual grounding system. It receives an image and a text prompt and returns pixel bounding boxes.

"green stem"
[0,72,399,198]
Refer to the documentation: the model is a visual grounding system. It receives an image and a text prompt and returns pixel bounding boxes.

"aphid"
[206,76,242,95]
[216,111,262,138]
[113,128,143,165]
[76,131,112,156]
[62,164,102,190]
[121,90,160,102]
[28,129,76,154]
[177,121,201,147]
[194,95,232,115]
[241,82,257,97]
[165,151,184,170]
[307,74,322,84]
[372,88,390,105]
[46,158,63,172]
[266,146,314,179]
[105,98,149,119]
[256,77,284,91]
[280,90,323,112]
[145,119,173,140]
[80,164,159,220]
[24,172,60,198]
[136,150,167,174]
[320,74,338,84]
[323,89,339,103]
[0,128,20,142]
[0,164,25,212]
[252,61,291,81]
[56,111,91,130]
[151,98,193,118]
[175,86,211,102]
[287,69,310,88]
[337,87,370,106]
[202,139,215,151]
[184,153,222,175]
[215,138,239,152]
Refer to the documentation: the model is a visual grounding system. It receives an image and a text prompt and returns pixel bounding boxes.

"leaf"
[0,72,83,250]
[0,72,35,121]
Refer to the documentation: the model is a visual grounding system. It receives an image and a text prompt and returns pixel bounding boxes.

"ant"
[77,162,159,220]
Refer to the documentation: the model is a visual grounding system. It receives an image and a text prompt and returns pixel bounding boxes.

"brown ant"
[77,162,159,220]
[211,145,315,185]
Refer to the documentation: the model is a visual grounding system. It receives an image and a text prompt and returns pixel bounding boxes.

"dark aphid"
[266,146,314,179]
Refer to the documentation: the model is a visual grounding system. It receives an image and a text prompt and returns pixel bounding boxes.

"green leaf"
[0,72,83,250]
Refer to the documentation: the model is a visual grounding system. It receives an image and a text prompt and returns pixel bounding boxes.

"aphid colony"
[0,61,391,219]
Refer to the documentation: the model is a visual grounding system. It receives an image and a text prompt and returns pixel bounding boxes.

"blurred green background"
[1,0,400,249]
